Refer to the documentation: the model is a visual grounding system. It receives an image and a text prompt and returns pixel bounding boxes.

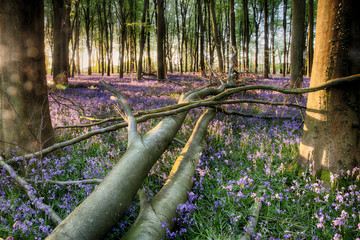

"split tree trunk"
[298,0,360,173]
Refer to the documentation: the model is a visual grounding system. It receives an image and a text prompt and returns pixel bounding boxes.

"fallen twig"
[0,156,62,225]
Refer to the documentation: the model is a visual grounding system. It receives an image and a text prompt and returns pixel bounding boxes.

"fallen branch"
[26,178,103,185]
[55,99,305,130]
[239,187,264,240]
[0,156,62,225]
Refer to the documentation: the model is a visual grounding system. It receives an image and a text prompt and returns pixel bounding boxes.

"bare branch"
[206,57,224,84]
[26,178,103,185]
[0,156,62,225]
[100,81,140,146]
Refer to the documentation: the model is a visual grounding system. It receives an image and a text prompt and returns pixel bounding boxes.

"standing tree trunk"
[209,0,224,72]
[0,0,56,154]
[197,0,206,76]
[290,0,305,88]
[230,0,237,70]
[137,0,149,80]
[157,0,166,81]
[282,0,287,76]
[83,0,93,75]
[307,0,314,77]
[298,0,360,173]
[243,0,250,70]
[264,0,270,78]
[52,0,72,85]
[119,0,126,78]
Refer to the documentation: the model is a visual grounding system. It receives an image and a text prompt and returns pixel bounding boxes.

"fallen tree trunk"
[46,81,231,239]
[123,108,216,239]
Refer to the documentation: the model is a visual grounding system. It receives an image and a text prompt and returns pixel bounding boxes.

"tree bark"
[157,0,166,80]
[209,0,224,72]
[52,0,72,85]
[298,0,360,173]
[0,0,56,154]
[290,0,306,88]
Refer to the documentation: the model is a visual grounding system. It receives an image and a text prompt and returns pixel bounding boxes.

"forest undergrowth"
[1,73,359,240]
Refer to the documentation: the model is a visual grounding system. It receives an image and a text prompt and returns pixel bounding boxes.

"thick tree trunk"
[137,0,149,80]
[157,0,166,80]
[0,0,56,154]
[298,0,360,173]
[209,0,224,72]
[306,0,314,77]
[290,0,305,88]
[52,0,71,85]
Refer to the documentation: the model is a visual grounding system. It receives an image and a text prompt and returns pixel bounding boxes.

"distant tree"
[82,0,94,75]
[209,0,224,72]
[282,0,288,76]
[298,0,360,173]
[52,0,72,85]
[290,0,305,88]
[137,0,149,80]
[0,0,56,154]
[264,0,270,78]
[157,0,166,80]
[306,0,314,77]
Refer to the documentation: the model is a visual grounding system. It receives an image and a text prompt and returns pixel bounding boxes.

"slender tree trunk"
[0,0,56,154]
[119,0,126,78]
[243,0,250,70]
[290,0,306,88]
[52,0,72,85]
[298,0,360,173]
[209,0,224,72]
[137,0,149,80]
[230,0,237,70]
[271,5,276,74]
[264,0,270,78]
[307,0,314,77]
[283,0,287,76]
[157,0,166,80]
[197,0,206,76]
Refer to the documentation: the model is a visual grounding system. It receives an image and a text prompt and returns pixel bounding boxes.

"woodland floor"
[1,73,360,240]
